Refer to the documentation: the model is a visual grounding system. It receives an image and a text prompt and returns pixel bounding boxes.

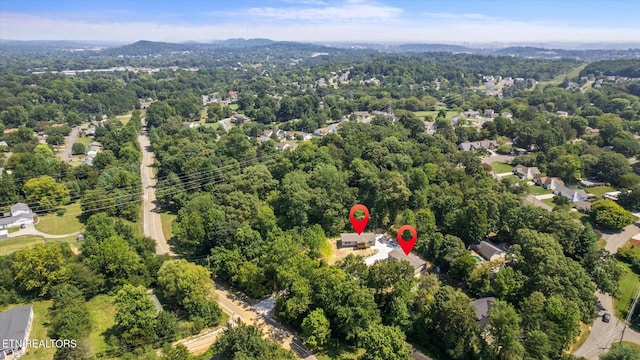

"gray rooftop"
[388,248,426,270]
[0,305,33,354]
[0,213,33,226]
[470,297,495,327]
[473,241,505,261]
[10,203,31,214]
[340,232,376,244]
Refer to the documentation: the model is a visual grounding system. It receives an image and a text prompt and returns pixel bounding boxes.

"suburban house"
[556,111,569,117]
[86,142,103,157]
[0,305,34,360]
[513,165,541,179]
[0,203,34,230]
[535,176,565,191]
[340,233,376,249]
[470,297,495,327]
[263,129,274,138]
[85,126,96,137]
[483,109,496,118]
[458,139,499,152]
[388,249,427,276]
[182,121,201,129]
[553,186,590,203]
[472,241,506,262]
[575,201,592,213]
[276,142,291,151]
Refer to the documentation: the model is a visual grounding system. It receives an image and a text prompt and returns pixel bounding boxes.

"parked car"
[20,224,26,229]
[603,313,611,323]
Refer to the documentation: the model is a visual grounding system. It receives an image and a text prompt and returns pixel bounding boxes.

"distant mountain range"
[2,38,639,60]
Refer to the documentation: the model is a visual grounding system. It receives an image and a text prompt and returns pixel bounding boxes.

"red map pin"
[349,204,370,235]
[397,225,417,255]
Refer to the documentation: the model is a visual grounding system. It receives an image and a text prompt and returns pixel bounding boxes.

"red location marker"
[349,204,370,235]
[397,225,417,255]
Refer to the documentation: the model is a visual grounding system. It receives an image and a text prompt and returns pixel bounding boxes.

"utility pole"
[620,288,640,345]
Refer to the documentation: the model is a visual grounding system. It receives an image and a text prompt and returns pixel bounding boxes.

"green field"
[14,300,56,360]
[228,103,239,111]
[35,202,84,235]
[586,186,618,198]
[0,235,80,256]
[87,295,116,355]
[527,185,553,195]
[413,110,458,121]
[160,211,177,240]
[491,161,514,174]
[74,135,92,147]
[614,262,640,322]
[0,235,45,255]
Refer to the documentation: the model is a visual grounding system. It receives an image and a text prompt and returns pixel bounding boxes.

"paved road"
[603,222,640,253]
[574,222,640,358]
[58,127,80,161]
[138,118,173,255]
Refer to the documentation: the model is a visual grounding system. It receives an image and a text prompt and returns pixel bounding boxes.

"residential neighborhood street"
[138,118,174,255]
[57,126,80,161]
[574,222,640,358]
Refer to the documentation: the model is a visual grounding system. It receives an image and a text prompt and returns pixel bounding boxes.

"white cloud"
[1,10,639,44]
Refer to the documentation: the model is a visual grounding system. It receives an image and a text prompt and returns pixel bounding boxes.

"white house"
[0,305,34,359]
[0,203,34,229]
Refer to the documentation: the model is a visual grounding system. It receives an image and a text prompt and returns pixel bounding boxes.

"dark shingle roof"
[470,297,495,327]
[0,305,33,354]
[388,248,426,270]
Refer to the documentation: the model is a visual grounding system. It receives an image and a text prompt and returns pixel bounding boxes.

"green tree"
[71,142,86,155]
[12,244,69,297]
[34,144,54,158]
[156,259,221,325]
[359,324,412,360]
[591,200,634,230]
[301,308,331,349]
[600,343,640,360]
[212,321,296,360]
[22,175,70,212]
[114,284,158,348]
[596,152,630,185]
[486,300,525,360]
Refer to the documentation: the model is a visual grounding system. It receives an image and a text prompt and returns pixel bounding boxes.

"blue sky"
[1,0,639,43]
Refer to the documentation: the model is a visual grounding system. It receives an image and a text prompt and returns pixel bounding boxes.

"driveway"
[7,223,81,239]
[602,222,640,253]
[138,118,174,255]
[524,195,553,211]
[364,235,398,265]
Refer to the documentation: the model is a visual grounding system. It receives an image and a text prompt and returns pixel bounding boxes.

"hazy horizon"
[1,0,640,45]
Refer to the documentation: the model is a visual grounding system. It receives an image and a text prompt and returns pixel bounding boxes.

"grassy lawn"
[586,186,618,198]
[115,112,132,125]
[567,322,592,354]
[0,235,81,256]
[614,262,640,322]
[75,135,92,147]
[527,185,553,195]
[619,341,640,351]
[316,343,365,360]
[86,295,116,356]
[35,202,84,235]
[491,161,513,173]
[160,210,177,240]
[413,110,458,121]
[0,235,45,255]
[542,198,556,208]
[228,103,239,111]
[13,300,56,360]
